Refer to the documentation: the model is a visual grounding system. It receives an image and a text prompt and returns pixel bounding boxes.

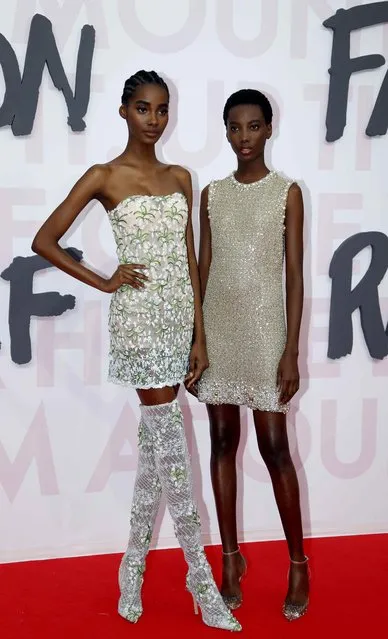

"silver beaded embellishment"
[198,172,293,414]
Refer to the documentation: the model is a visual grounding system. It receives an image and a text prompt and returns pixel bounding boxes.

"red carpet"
[1,535,387,638]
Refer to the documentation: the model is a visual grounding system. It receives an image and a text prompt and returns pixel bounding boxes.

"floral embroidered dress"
[107,192,194,388]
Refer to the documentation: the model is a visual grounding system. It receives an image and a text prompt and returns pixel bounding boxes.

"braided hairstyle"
[223,89,273,126]
[121,70,170,105]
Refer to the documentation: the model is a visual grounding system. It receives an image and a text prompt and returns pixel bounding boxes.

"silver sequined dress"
[197,171,292,413]
[107,193,194,388]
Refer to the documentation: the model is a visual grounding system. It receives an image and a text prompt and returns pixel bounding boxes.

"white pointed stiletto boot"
[118,416,162,623]
[141,400,242,632]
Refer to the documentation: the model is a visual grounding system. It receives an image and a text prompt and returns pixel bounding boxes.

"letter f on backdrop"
[324,2,388,142]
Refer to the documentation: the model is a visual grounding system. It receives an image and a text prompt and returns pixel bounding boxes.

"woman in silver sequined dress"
[196,90,309,621]
[31,71,241,632]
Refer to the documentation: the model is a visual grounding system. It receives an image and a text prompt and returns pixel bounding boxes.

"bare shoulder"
[287,182,303,201]
[83,163,108,179]
[82,163,111,187]
[168,165,193,204]
[169,164,191,178]
[286,182,303,213]
[65,164,110,201]
[169,164,192,187]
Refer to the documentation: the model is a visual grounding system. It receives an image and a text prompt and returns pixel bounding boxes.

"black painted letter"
[0,13,95,136]
[328,232,388,360]
[1,248,82,365]
[324,3,388,142]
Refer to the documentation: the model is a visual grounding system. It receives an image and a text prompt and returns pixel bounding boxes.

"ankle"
[289,554,308,564]
[289,557,309,576]
[222,545,240,557]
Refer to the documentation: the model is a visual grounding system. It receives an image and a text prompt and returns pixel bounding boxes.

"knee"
[211,427,238,459]
[261,443,293,474]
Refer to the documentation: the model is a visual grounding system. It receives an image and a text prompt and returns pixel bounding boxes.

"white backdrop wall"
[0,0,387,563]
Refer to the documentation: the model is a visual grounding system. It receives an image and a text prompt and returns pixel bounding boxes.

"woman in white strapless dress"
[31,70,241,632]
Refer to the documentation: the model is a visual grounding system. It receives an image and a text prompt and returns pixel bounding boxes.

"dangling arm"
[198,185,212,299]
[277,183,304,404]
[173,167,208,389]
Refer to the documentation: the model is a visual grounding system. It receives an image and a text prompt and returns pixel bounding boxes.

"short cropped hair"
[223,89,273,126]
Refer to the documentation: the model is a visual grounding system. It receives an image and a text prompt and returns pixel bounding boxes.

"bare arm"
[198,185,212,299]
[177,169,206,345]
[173,167,208,388]
[31,165,147,293]
[284,183,304,355]
[277,182,304,404]
[32,165,109,290]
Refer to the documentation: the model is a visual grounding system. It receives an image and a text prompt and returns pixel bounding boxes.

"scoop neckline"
[231,170,275,187]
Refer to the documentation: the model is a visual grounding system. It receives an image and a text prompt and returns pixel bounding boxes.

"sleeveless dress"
[197,171,293,413]
[106,193,194,388]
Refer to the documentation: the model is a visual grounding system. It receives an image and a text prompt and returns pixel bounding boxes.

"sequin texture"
[118,416,162,622]
[107,193,194,388]
[118,399,241,630]
[197,172,293,413]
[139,400,242,632]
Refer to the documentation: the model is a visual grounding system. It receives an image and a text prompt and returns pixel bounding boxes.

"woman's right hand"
[103,264,148,293]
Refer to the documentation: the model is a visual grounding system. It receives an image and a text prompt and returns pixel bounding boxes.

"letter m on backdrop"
[0,13,95,136]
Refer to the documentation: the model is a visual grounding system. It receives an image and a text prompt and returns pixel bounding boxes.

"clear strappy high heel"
[221,546,247,610]
[282,556,310,621]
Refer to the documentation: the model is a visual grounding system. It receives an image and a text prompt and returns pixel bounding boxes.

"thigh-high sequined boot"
[141,400,241,632]
[118,416,162,622]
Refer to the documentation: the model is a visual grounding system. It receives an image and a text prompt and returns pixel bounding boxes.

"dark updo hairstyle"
[121,70,170,106]
[223,89,273,126]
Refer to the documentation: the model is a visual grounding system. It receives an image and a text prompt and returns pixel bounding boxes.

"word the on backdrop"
[324,2,388,142]
[328,232,388,360]
[1,249,82,365]
[0,13,95,136]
